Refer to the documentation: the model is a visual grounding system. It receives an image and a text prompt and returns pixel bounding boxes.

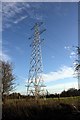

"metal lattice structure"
[77,2,80,90]
[27,22,46,99]
[75,47,80,90]
[73,3,80,89]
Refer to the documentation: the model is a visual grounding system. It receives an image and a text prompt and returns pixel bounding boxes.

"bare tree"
[1,60,15,94]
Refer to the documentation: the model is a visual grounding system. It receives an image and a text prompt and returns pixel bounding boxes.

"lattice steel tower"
[77,47,80,89]
[27,22,46,99]
[75,2,80,90]
[75,47,80,90]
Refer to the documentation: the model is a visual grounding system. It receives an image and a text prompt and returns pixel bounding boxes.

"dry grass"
[2,96,80,120]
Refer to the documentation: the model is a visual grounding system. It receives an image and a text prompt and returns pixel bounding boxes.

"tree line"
[46,88,80,98]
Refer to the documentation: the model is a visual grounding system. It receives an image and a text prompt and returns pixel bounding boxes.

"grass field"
[2,96,80,120]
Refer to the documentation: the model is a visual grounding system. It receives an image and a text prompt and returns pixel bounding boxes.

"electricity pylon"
[75,46,80,90]
[27,22,46,99]
[77,2,80,90]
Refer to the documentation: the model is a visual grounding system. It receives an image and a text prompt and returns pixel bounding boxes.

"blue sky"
[2,2,78,94]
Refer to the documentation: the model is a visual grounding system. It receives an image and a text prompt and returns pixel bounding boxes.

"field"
[2,96,80,120]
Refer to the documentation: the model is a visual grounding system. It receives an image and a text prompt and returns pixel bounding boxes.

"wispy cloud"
[0,50,11,61]
[25,66,74,83]
[43,66,74,82]
[13,15,27,24]
[2,2,26,28]
[2,2,42,30]
[47,81,78,94]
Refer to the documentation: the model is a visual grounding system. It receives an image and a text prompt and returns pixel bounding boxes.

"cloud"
[46,81,78,94]
[25,78,78,94]
[25,66,74,84]
[13,15,27,24]
[17,81,78,95]
[0,50,11,61]
[2,2,42,30]
[43,66,74,82]
[2,2,30,29]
